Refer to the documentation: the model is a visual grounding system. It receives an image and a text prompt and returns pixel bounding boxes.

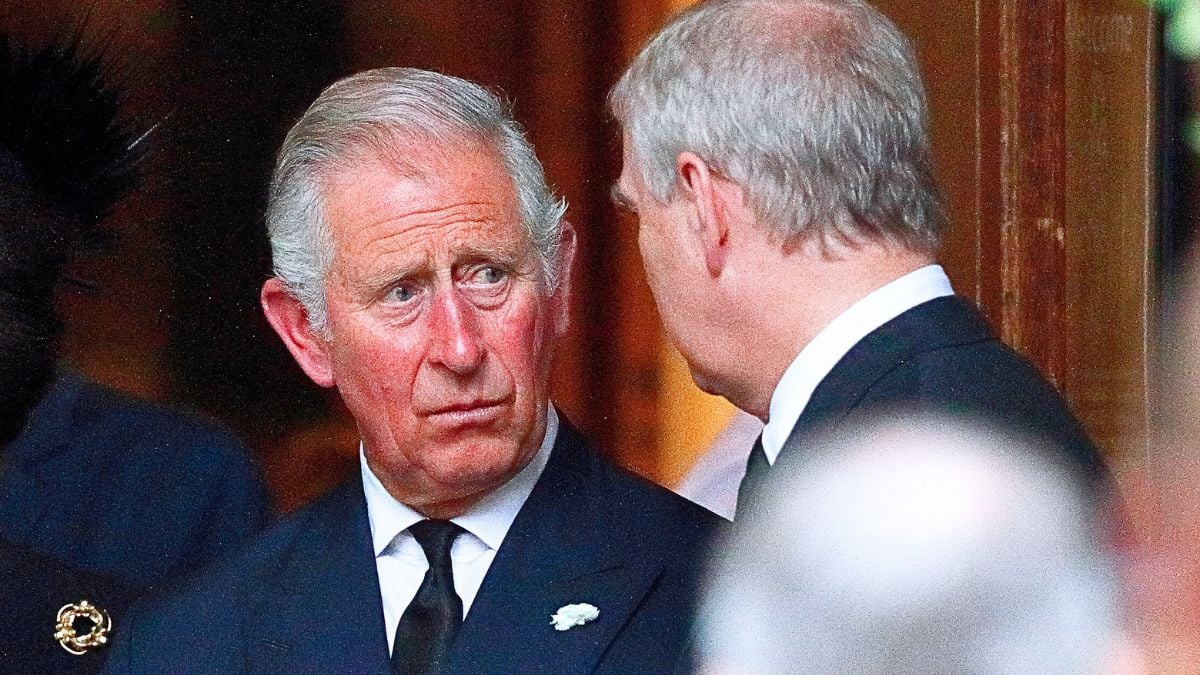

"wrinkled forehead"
[319,141,533,271]
[321,130,521,217]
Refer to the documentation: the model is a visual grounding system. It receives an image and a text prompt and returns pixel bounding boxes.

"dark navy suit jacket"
[102,420,721,674]
[773,296,1109,494]
[0,369,271,590]
[0,537,129,674]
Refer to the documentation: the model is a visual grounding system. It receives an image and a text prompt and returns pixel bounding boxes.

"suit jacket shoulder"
[105,419,720,675]
[102,478,379,674]
[787,296,1108,490]
[447,420,720,673]
[0,369,271,589]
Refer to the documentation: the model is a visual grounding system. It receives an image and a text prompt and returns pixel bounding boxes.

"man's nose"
[428,287,485,374]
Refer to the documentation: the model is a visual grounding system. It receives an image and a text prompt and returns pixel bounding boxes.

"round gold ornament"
[54,600,112,655]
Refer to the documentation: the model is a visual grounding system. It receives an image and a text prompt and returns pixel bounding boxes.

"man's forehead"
[320,142,535,275]
[349,232,531,287]
[324,143,520,227]
[340,204,529,262]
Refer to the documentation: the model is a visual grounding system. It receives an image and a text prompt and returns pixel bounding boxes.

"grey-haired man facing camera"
[103,67,718,674]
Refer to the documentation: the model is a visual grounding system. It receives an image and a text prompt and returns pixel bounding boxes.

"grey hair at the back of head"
[266,67,567,335]
[609,0,945,253]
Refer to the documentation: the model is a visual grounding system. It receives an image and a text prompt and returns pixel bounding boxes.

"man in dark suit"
[607,0,1108,515]
[105,67,718,674]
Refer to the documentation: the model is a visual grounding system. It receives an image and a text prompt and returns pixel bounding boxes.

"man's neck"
[722,239,936,419]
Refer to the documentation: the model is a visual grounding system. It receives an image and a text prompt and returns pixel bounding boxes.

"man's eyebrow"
[359,264,423,294]
[456,244,524,268]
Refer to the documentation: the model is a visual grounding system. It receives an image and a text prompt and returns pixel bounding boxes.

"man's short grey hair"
[609,0,945,253]
[267,67,567,334]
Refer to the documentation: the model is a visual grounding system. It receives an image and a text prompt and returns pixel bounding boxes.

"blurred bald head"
[697,415,1121,674]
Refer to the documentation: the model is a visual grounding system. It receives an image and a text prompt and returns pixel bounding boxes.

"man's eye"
[471,266,507,285]
[385,283,419,303]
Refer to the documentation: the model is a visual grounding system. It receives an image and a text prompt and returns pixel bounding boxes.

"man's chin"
[412,456,530,517]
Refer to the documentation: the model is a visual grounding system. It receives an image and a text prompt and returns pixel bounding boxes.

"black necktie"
[391,519,465,675]
[736,434,769,517]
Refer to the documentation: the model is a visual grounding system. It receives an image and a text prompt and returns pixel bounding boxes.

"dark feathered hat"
[0,31,146,251]
[0,30,148,444]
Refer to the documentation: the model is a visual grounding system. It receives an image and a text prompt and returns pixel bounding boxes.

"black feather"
[0,32,145,243]
[0,30,148,443]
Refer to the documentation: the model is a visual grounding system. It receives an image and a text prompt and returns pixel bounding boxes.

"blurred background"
[0,0,1173,511]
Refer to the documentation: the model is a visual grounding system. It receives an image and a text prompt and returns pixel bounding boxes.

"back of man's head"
[696,415,1122,674]
[609,0,945,254]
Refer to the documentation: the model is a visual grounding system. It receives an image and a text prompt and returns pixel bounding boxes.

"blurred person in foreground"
[608,0,1109,515]
[697,416,1129,674]
[0,33,271,592]
[1119,258,1200,670]
[0,31,269,671]
[103,67,720,674]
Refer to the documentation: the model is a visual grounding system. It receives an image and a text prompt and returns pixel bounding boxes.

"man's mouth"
[425,398,509,426]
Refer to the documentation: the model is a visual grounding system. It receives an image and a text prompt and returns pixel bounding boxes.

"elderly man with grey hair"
[102,67,719,674]
[608,0,1109,514]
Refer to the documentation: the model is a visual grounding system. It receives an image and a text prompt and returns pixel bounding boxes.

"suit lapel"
[246,481,392,675]
[445,420,664,675]
[785,296,997,448]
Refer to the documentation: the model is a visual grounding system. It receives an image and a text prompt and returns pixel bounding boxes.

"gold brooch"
[54,600,112,655]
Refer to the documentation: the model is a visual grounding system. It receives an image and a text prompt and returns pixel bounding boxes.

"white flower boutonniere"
[550,602,599,631]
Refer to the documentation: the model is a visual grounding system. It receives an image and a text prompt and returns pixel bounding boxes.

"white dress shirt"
[361,407,558,654]
[760,265,955,464]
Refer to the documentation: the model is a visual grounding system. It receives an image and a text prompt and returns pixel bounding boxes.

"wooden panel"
[1064,3,1156,458]
[874,0,987,305]
[997,0,1069,385]
[610,0,678,479]
[975,0,1006,326]
[870,1,1156,462]
[344,0,522,88]
[518,0,632,453]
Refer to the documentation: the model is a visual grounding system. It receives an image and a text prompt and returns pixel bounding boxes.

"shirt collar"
[361,406,558,557]
[761,264,954,463]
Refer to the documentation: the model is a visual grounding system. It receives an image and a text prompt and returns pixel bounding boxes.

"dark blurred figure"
[697,416,1129,674]
[0,30,270,669]
[608,0,1109,515]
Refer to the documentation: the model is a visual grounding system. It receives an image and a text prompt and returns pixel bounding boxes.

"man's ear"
[261,277,336,388]
[549,223,577,338]
[675,151,734,277]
